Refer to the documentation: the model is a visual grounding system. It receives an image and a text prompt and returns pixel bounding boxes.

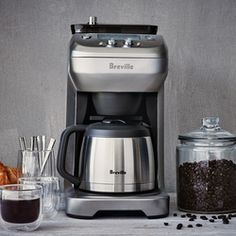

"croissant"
[0,170,10,185]
[0,161,18,185]
[6,167,18,184]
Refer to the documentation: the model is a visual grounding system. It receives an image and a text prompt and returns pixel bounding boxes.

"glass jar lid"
[179,117,236,142]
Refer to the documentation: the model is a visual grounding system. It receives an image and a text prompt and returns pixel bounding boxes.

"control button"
[123,39,133,48]
[136,42,141,47]
[99,41,104,46]
[107,39,116,47]
[82,34,91,40]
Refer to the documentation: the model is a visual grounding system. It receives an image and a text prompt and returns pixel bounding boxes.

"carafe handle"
[57,124,87,185]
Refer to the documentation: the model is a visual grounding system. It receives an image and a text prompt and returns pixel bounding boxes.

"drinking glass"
[0,184,43,232]
[19,177,60,219]
[17,150,56,178]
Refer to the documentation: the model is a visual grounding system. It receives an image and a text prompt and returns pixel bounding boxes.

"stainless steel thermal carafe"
[57,120,155,193]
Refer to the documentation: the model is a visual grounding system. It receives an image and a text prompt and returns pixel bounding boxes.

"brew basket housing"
[92,92,143,116]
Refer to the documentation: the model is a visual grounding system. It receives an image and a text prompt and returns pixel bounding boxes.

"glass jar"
[0,184,43,231]
[177,117,236,213]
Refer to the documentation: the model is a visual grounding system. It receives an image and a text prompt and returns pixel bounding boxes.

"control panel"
[74,33,161,48]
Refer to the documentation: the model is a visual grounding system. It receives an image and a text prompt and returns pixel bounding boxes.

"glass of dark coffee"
[0,184,43,231]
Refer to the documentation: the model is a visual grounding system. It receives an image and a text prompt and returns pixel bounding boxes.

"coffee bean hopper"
[177,117,236,213]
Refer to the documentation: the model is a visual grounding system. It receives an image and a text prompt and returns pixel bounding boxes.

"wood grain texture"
[0,0,236,191]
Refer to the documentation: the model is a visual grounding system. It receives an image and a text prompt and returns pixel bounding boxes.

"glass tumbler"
[19,177,60,219]
[17,150,56,178]
[0,184,43,231]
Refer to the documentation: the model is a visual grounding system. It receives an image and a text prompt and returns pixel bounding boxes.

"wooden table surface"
[1,193,236,236]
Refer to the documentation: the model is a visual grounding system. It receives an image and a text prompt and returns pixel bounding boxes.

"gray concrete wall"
[0,0,236,191]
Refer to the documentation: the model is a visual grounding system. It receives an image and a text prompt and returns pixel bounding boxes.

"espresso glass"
[0,184,43,231]
[19,177,60,219]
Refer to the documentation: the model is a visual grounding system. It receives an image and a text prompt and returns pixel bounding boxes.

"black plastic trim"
[71,24,157,34]
[85,123,150,138]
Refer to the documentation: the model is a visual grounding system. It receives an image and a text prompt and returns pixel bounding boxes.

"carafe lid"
[179,117,236,141]
[85,120,150,138]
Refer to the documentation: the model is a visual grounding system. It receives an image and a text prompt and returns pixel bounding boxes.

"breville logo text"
[110,170,127,175]
[109,63,134,70]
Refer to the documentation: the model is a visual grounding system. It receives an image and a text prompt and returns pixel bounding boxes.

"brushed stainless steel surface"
[78,136,155,193]
[66,188,169,219]
[80,183,155,192]
[69,57,167,92]
[69,34,168,92]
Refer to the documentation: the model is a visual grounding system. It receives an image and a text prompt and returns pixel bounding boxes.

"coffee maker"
[57,16,169,218]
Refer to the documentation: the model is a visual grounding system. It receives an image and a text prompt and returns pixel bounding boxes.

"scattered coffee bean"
[228,214,232,220]
[178,159,236,212]
[200,216,208,220]
[196,223,203,227]
[192,215,197,219]
[209,219,215,223]
[186,213,192,218]
[176,223,183,230]
[223,218,229,224]
[164,222,169,226]
[189,218,195,221]
[212,216,217,219]
[187,224,193,228]
[173,213,178,217]
[181,214,186,218]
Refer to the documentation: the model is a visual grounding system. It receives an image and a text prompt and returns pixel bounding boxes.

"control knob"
[107,39,116,47]
[123,39,133,48]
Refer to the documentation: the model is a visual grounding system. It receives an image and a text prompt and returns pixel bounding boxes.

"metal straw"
[30,136,38,151]
[40,138,56,176]
[19,137,27,151]
[42,135,46,151]
[37,135,44,167]
[37,136,42,151]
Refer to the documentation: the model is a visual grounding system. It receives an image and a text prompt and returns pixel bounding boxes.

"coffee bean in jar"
[177,117,236,213]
